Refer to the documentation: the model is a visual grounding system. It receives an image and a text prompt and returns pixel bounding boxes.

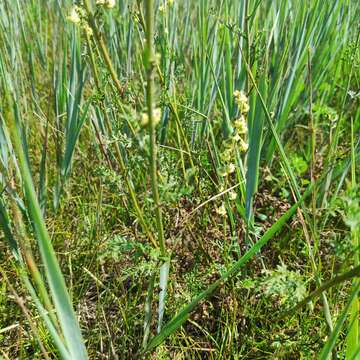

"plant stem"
[144,0,166,256]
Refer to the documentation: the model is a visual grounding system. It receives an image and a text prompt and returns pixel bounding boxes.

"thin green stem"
[144,0,166,256]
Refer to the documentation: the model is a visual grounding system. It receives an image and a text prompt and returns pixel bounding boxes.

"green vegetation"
[0,0,360,358]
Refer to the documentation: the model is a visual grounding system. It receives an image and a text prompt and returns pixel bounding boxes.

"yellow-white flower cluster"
[66,5,93,36]
[66,1,115,34]
[216,204,227,216]
[66,5,82,24]
[96,0,116,9]
[218,90,249,180]
[233,90,249,114]
[215,189,238,216]
[215,90,249,216]
[233,90,249,152]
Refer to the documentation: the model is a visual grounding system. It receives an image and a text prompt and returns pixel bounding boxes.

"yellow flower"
[233,90,247,103]
[241,102,250,114]
[67,6,81,24]
[216,204,227,216]
[234,116,247,134]
[105,0,116,8]
[239,138,249,152]
[83,23,93,37]
[232,132,241,142]
[221,149,232,162]
[234,90,249,114]
[227,163,236,174]
[229,191,237,201]
[233,90,241,99]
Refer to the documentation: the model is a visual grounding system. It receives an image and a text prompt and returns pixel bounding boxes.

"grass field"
[1,0,360,358]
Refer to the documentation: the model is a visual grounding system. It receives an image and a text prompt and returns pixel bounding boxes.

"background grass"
[0,0,360,358]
